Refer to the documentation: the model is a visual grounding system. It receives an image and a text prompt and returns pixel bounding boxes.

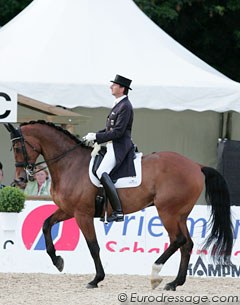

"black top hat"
[111,74,132,90]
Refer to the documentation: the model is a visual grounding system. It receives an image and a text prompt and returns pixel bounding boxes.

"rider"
[83,74,135,222]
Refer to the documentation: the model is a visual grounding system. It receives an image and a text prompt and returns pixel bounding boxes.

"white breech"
[96,142,117,180]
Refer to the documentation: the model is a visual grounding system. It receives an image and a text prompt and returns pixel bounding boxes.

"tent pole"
[219,113,224,140]
[225,111,233,140]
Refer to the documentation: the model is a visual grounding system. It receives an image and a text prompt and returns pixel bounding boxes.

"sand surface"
[0,273,239,305]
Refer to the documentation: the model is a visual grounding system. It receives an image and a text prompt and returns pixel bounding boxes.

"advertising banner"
[0,201,239,278]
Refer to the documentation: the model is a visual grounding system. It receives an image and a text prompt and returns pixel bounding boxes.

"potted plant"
[0,186,26,231]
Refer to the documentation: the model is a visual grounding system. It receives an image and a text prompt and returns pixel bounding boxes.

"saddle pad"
[89,152,143,188]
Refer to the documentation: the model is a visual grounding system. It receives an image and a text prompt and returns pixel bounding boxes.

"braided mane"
[20,120,83,145]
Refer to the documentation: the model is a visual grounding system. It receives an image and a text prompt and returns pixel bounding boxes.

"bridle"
[11,127,41,178]
[10,126,82,180]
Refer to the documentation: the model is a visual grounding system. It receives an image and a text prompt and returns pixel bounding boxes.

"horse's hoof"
[164,283,176,291]
[55,256,64,272]
[151,277,162,289]
[86,282,98,289]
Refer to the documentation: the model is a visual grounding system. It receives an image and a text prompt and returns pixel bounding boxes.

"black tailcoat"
[95,97,136,180]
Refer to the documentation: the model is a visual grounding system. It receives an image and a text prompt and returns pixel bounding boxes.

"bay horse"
[5,121,233,291]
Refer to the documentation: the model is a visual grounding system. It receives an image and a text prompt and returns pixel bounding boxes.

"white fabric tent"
[0,0,240,111]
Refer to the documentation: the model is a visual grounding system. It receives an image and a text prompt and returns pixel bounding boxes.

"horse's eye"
[14,147,21,153]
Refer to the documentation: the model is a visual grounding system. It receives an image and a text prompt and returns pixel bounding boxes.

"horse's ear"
[4,123,20,139]
[4,123,15,133]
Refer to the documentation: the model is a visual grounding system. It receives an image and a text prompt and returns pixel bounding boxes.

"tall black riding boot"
[100,172,124,222]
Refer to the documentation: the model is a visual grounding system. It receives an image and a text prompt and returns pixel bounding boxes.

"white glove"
[83,132,96,145]
[91,142,101,157]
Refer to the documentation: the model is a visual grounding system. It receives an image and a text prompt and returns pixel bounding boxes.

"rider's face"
[110,83,124,98]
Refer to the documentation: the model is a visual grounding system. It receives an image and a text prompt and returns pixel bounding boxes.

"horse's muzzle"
[12,176,27,189]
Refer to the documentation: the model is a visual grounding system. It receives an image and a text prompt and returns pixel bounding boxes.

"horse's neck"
[28,125,91,184]
[44,145,91,186]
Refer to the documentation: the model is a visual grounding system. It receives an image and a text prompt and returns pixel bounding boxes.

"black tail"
[201,166,233,264]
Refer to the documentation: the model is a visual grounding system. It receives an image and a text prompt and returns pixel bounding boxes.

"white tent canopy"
[0,0,240,111]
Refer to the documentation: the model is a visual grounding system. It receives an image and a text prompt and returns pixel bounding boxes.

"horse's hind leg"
[164,227,193,291]
[42,208,72,272]
[151,215,188,291]
[151,234,187,290]
[75,214,105,288]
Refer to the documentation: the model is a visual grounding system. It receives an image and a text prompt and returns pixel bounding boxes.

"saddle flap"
[89,152,143,189]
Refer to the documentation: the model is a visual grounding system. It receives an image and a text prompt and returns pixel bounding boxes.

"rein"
[39,142,83,167]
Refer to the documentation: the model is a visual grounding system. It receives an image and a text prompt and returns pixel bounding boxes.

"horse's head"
[4,123,41,187]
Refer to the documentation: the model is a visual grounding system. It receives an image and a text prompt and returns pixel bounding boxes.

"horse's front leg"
[42,208,72,272]
[75,213,105,288]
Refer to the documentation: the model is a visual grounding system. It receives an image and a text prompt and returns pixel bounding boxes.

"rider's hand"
[83,133,96,145]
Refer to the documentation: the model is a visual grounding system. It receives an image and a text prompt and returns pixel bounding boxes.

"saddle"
[90,146,143,219]
[92,146,107,180]
[90,145,142,188]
